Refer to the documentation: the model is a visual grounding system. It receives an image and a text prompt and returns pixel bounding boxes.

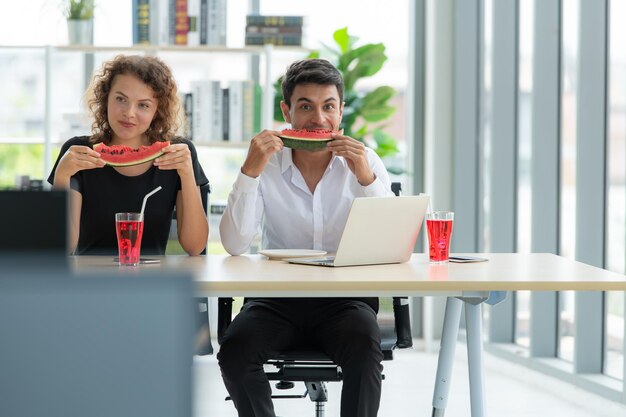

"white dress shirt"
[219,148,393,255]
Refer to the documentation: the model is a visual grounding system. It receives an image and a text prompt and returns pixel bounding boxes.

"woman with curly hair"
[48,54,208,256]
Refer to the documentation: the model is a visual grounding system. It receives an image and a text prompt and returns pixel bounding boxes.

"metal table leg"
[465,301,485,417]
[431,297,463,417]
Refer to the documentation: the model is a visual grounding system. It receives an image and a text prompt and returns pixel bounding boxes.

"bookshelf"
[0,43,311,177]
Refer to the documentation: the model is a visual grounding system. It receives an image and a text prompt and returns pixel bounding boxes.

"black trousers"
[217,298,384,417]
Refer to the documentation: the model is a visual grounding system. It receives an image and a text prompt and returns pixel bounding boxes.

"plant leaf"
[271,27,401,169]
[372,128,400,158]
[343,44,386,69]
[342,44,387,90]
[361,105,396,122]
[354,125,369,142]
[362,86,395,106]
[273,77,284,122]
[333,27,350,54]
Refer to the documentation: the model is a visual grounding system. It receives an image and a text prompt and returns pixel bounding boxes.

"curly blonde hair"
[86,54,182,145]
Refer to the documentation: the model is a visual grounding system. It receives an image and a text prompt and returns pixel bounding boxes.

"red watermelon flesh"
[93,141,170,167]
[280,129,335,140]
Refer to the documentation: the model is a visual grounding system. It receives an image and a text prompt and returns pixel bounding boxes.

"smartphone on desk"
[449,256,488,263]
[113,258,161,264]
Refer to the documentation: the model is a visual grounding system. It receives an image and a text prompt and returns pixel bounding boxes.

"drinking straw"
[140,186,162,215]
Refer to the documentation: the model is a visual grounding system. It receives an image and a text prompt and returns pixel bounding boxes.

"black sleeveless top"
[48,136,208,255]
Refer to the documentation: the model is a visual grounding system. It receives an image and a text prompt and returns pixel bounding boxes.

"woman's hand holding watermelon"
[326,133,376,186]
[241,130,284,178]
[53,145,106,188]
[153,143,194,177]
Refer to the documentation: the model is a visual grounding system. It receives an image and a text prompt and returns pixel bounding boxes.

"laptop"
[0,189,68,268]
[287,195,430,267]
[0,270,194,417]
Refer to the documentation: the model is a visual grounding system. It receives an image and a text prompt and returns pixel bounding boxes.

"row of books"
[184,80,262,142]
[244,15,304,46]
[132,0,227,46]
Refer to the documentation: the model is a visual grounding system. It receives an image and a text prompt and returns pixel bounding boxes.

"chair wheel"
[275,381,295,390]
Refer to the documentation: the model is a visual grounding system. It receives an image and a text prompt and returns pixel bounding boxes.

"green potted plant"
[275,27,402,174]
[64,0,95,45]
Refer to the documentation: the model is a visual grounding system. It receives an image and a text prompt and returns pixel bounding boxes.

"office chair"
[216,183,413,416]
[217,297,412,416]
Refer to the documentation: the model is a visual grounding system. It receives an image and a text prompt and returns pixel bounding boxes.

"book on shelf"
[168,0,177,44]
[190,80,212,142]
[241,80,255,141]
[253,83,262,134]
[206,0,227,45]
[175,0,189,45]
[183,92,193,139]
[228,80,243,142]
[245,15,304,27]
[245,34,302,46]
[144,0,226,46]
[132,0,151,45]
[221,88,229,141]
[245,25,303,35]
[244,15,304,46]
[187,79,261,143]
[210,81,223,141]
[199,0,209,45]
[187,0,201,46]
[150,0,170,45]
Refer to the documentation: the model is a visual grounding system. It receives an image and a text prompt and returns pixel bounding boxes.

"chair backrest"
[172,182,212,220]
[0,270,195,417]
[388,183,414,348]
[169,182,211,253]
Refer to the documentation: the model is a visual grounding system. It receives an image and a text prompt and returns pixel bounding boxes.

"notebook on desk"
[287,195,430,267]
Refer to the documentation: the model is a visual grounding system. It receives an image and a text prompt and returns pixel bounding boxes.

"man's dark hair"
[281,58,344,107]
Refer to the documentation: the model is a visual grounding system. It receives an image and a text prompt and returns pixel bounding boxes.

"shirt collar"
[280,148,294,174]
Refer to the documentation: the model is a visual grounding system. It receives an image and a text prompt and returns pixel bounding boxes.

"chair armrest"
[392,297,413,348]
[217,297,234,345]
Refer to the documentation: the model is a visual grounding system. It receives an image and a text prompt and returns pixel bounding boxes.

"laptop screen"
[0,190,68,268]
[0,271,195,417]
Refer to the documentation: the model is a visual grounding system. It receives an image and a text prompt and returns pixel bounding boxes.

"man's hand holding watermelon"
[241,129,284,178]
[326,130,376,187]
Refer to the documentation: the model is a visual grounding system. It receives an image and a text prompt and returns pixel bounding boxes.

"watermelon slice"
[279,129,335,151]
[93,141,170,167]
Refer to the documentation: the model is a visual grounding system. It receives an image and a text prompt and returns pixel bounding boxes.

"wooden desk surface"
[72,253,626,297]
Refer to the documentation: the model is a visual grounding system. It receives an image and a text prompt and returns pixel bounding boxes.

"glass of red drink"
[426,211,454,263]
[115,212,145,266]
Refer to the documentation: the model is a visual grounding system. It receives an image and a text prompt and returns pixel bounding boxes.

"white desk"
[73,253,626,417]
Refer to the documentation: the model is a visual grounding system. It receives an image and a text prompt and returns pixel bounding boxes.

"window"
[604,0,626,380]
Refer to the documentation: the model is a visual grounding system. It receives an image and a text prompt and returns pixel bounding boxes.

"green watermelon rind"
[94,141,169,167]
[279,129,335,151]
[279,136,333,150]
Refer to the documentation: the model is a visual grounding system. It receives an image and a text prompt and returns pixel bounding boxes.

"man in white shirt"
[218,58,393,417]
